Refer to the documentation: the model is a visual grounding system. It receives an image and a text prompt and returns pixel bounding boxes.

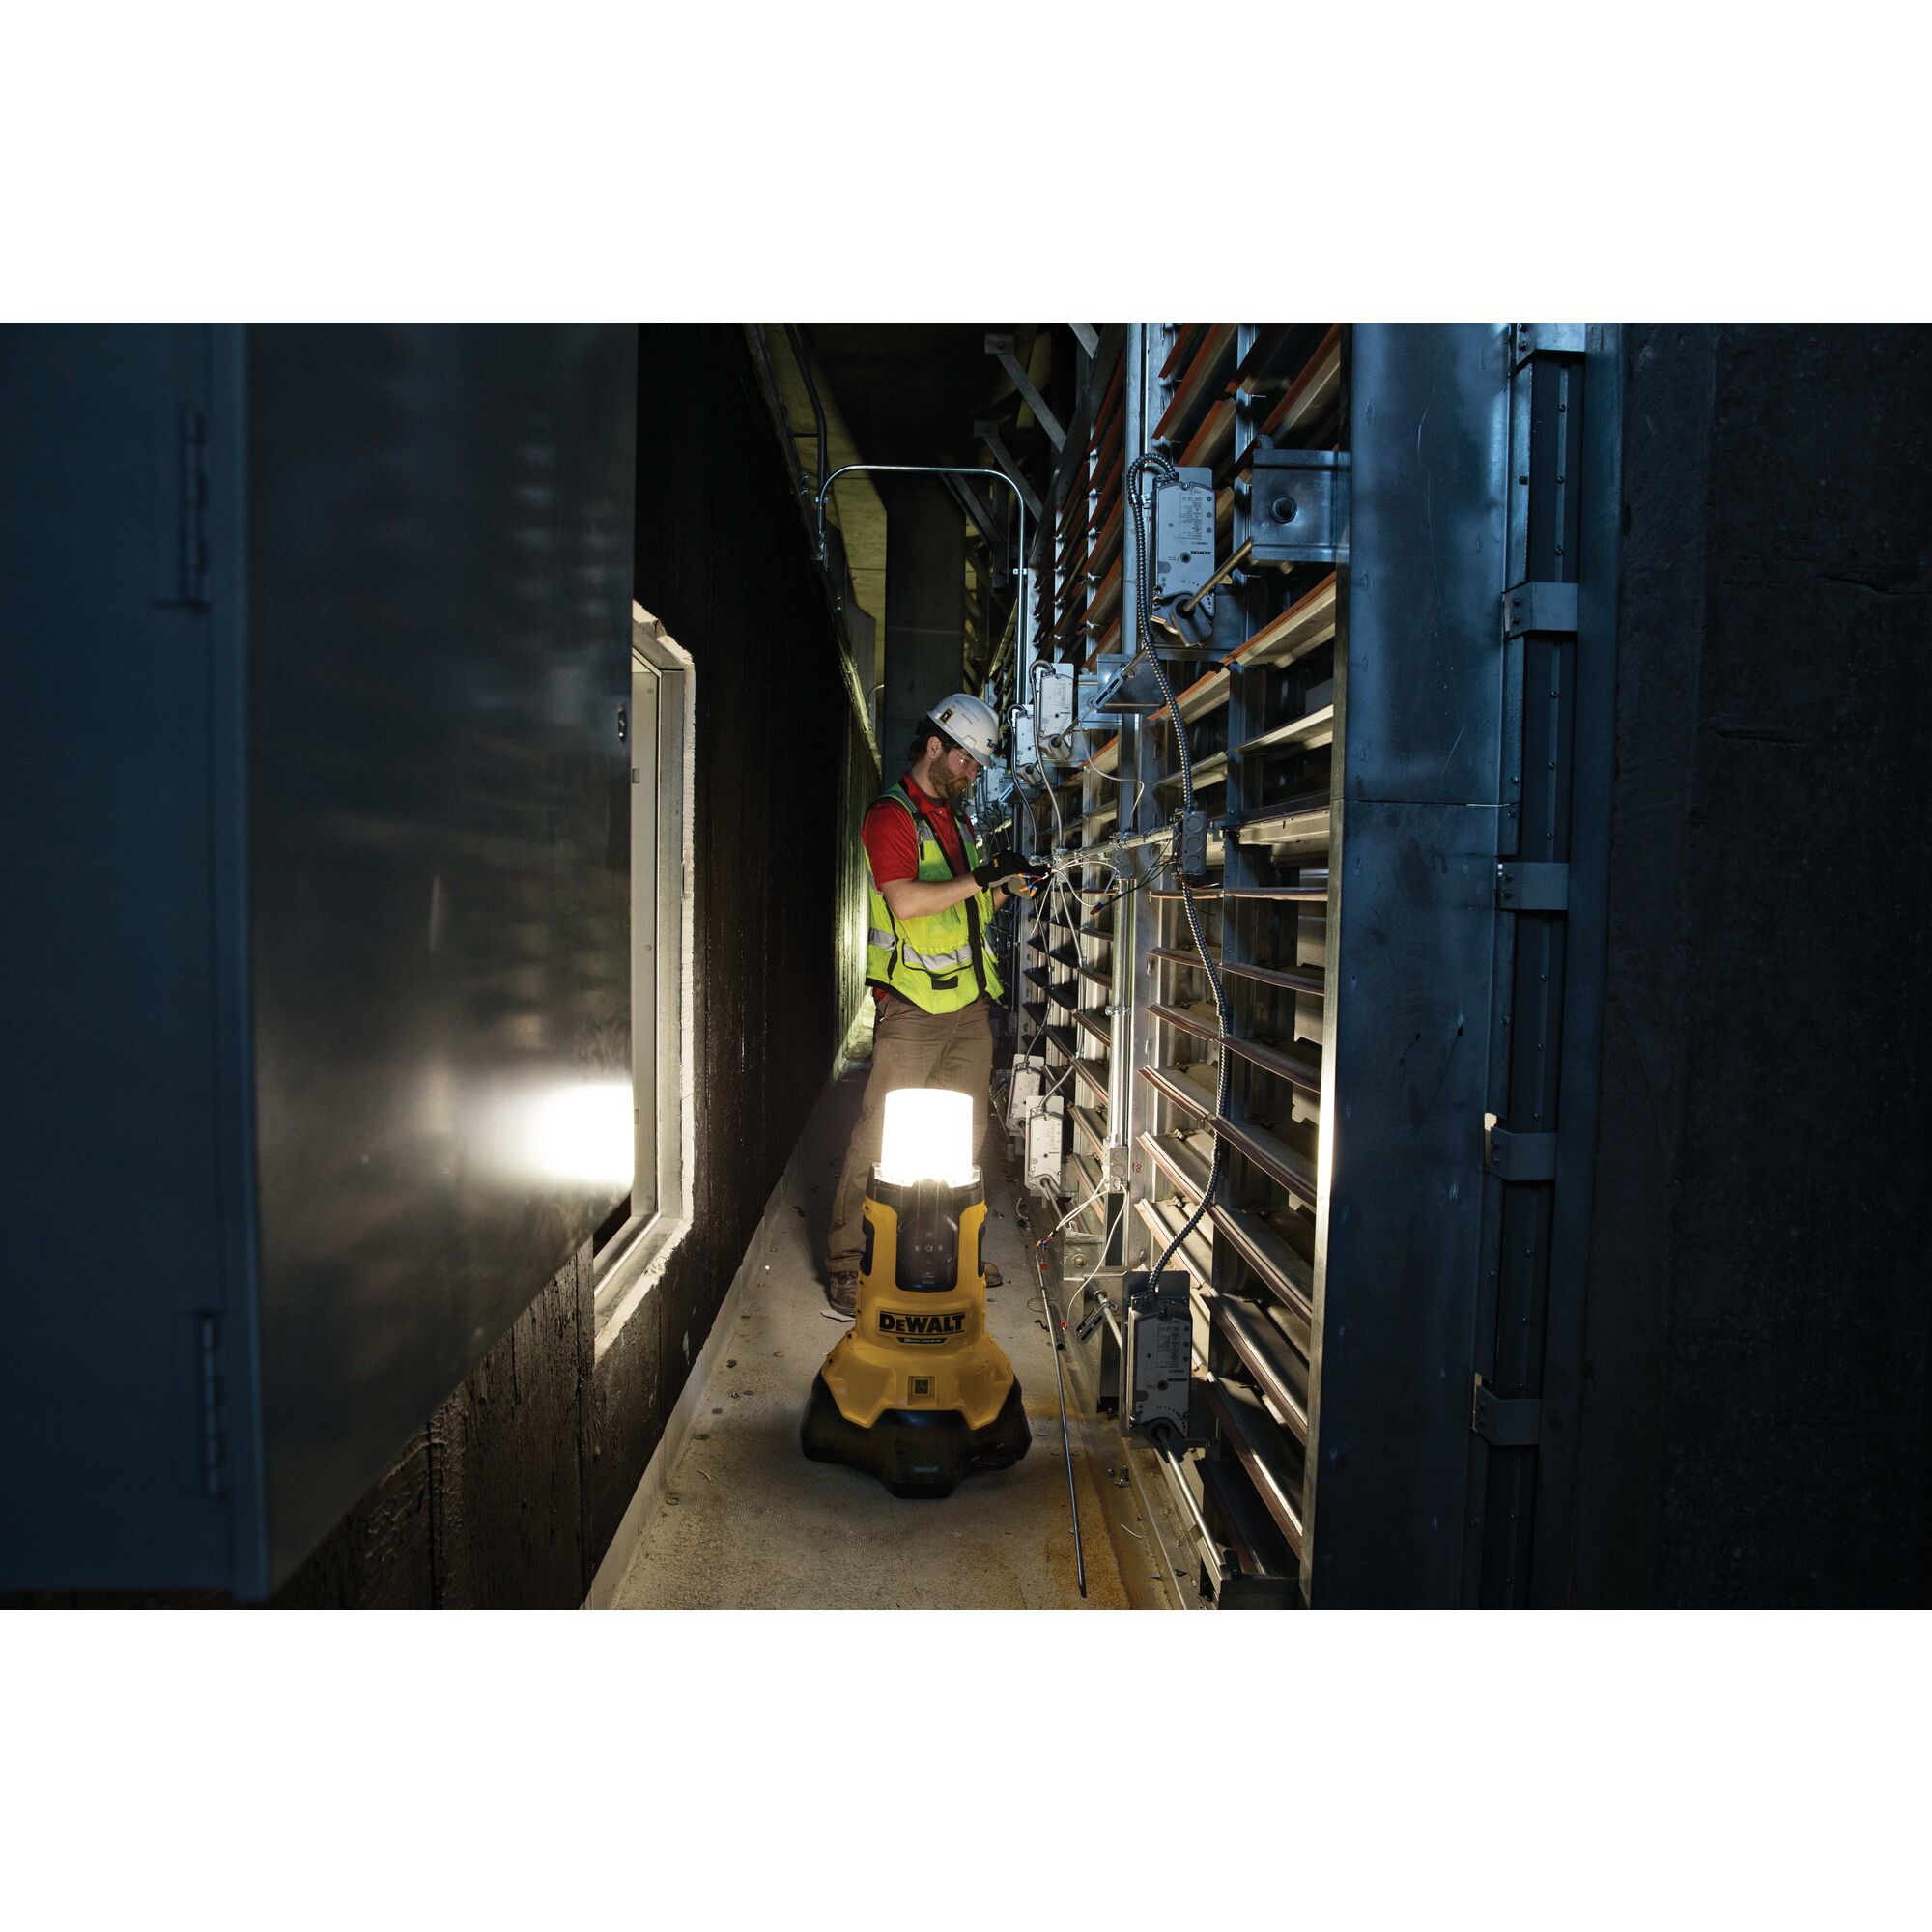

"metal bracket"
[1504,580,1578,639]
[1243,448,1350,566]
[159,406,213,612]
[1510,323,1586,370]
[1092,650,1195,715]
[972,418,1043,522]
[1496,861,1569,912]
[1471,1375,1542,1447]
[1484,1116,1557,1181]
[196,1311,226,1496]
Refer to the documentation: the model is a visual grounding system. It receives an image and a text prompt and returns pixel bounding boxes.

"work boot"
[824,1271,858,1318]
[982,1261,1004,1289]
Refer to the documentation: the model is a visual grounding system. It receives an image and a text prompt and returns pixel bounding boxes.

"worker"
[824,692,1041,1316]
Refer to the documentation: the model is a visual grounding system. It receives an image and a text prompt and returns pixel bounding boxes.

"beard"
[925,759,972,802]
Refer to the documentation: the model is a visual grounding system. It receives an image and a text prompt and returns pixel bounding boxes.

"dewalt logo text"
[877,1309,967,1342]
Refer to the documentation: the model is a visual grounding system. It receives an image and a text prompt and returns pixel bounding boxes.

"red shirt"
[865,774,974,1004]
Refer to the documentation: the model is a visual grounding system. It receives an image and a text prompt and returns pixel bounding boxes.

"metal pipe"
[1037,819,1177,875]
[1025,1237,1086,1598]
[1158,1440,1217,1554]
[816,463,1028,696]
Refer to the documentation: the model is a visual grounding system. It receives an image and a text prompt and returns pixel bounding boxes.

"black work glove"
[972,846,1037,891]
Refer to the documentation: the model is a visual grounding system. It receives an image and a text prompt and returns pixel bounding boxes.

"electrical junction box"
[1010,705,1041,779]
[1006,1054,1048,1133]
[1024,1099,1065,1188]
[1123,1271,1196,1442]
[1034,664,1075,753]
[1152,468,1218,611]
[1178,808,1209,881]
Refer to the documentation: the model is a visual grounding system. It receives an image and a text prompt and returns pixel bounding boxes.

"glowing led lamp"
[875,1087,976,1188]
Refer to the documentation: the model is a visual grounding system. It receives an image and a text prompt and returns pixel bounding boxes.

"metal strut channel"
[1465,323,1619,1607]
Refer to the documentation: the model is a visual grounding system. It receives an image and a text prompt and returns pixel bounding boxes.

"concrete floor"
[608,1013,1134,1610]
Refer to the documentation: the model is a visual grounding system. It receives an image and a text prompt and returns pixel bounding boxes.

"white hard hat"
[928,691,1001,766]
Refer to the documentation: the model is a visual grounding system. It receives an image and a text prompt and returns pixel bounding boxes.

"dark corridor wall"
[583,326,874,1592]
[290,327,867,1606]
[9,327,867,1609]
[1573,325,1932,1607]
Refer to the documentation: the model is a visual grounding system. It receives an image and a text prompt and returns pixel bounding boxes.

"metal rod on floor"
[1028,1242,1086,1597]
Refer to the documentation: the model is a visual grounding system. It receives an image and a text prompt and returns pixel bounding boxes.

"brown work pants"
[826,994,996,1274]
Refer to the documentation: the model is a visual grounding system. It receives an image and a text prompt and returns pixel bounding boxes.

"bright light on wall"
[876,1087,975,1187]
[526,1079,637,1190]
[468,1076,636,1192]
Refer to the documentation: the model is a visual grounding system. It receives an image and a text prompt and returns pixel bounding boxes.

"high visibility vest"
[865,782,1004,1014]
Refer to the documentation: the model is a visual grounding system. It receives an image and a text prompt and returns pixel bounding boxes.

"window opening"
[594,602,696,1344]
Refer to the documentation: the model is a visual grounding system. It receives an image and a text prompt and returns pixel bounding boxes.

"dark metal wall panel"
[1575,325,1932,1607]
[6,324,859,1607]
[1310,798,1505,1602]
[1331,327,1509,809]
[245,326,638,1588]
[1306,325,1511,1605]
[2,325,258,1591]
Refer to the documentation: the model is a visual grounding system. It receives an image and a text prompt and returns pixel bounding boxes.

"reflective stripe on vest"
[868,927,973,974]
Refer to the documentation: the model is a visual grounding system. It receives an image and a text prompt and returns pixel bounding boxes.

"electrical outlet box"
[1152,468,1217,610]
[1035,664,1075,746]
[1024,1100,1065,1186]
[1006,1053,1048,1132]
[1123,1271,1195,1442]
[1178,809,1209,880]
[1011,706,1039,777]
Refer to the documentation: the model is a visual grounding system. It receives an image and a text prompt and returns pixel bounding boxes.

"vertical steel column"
[1304,325,1512,1606]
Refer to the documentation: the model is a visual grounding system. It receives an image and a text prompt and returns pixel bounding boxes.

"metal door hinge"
[1484,1115,1557,1181]
[1504,581,1578,639]
[1496,861,1569,912]
[1510,323,1586,370]
[177,407,212,611]
[1471,1374,1541,1447]
[197,1311,226,1496]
